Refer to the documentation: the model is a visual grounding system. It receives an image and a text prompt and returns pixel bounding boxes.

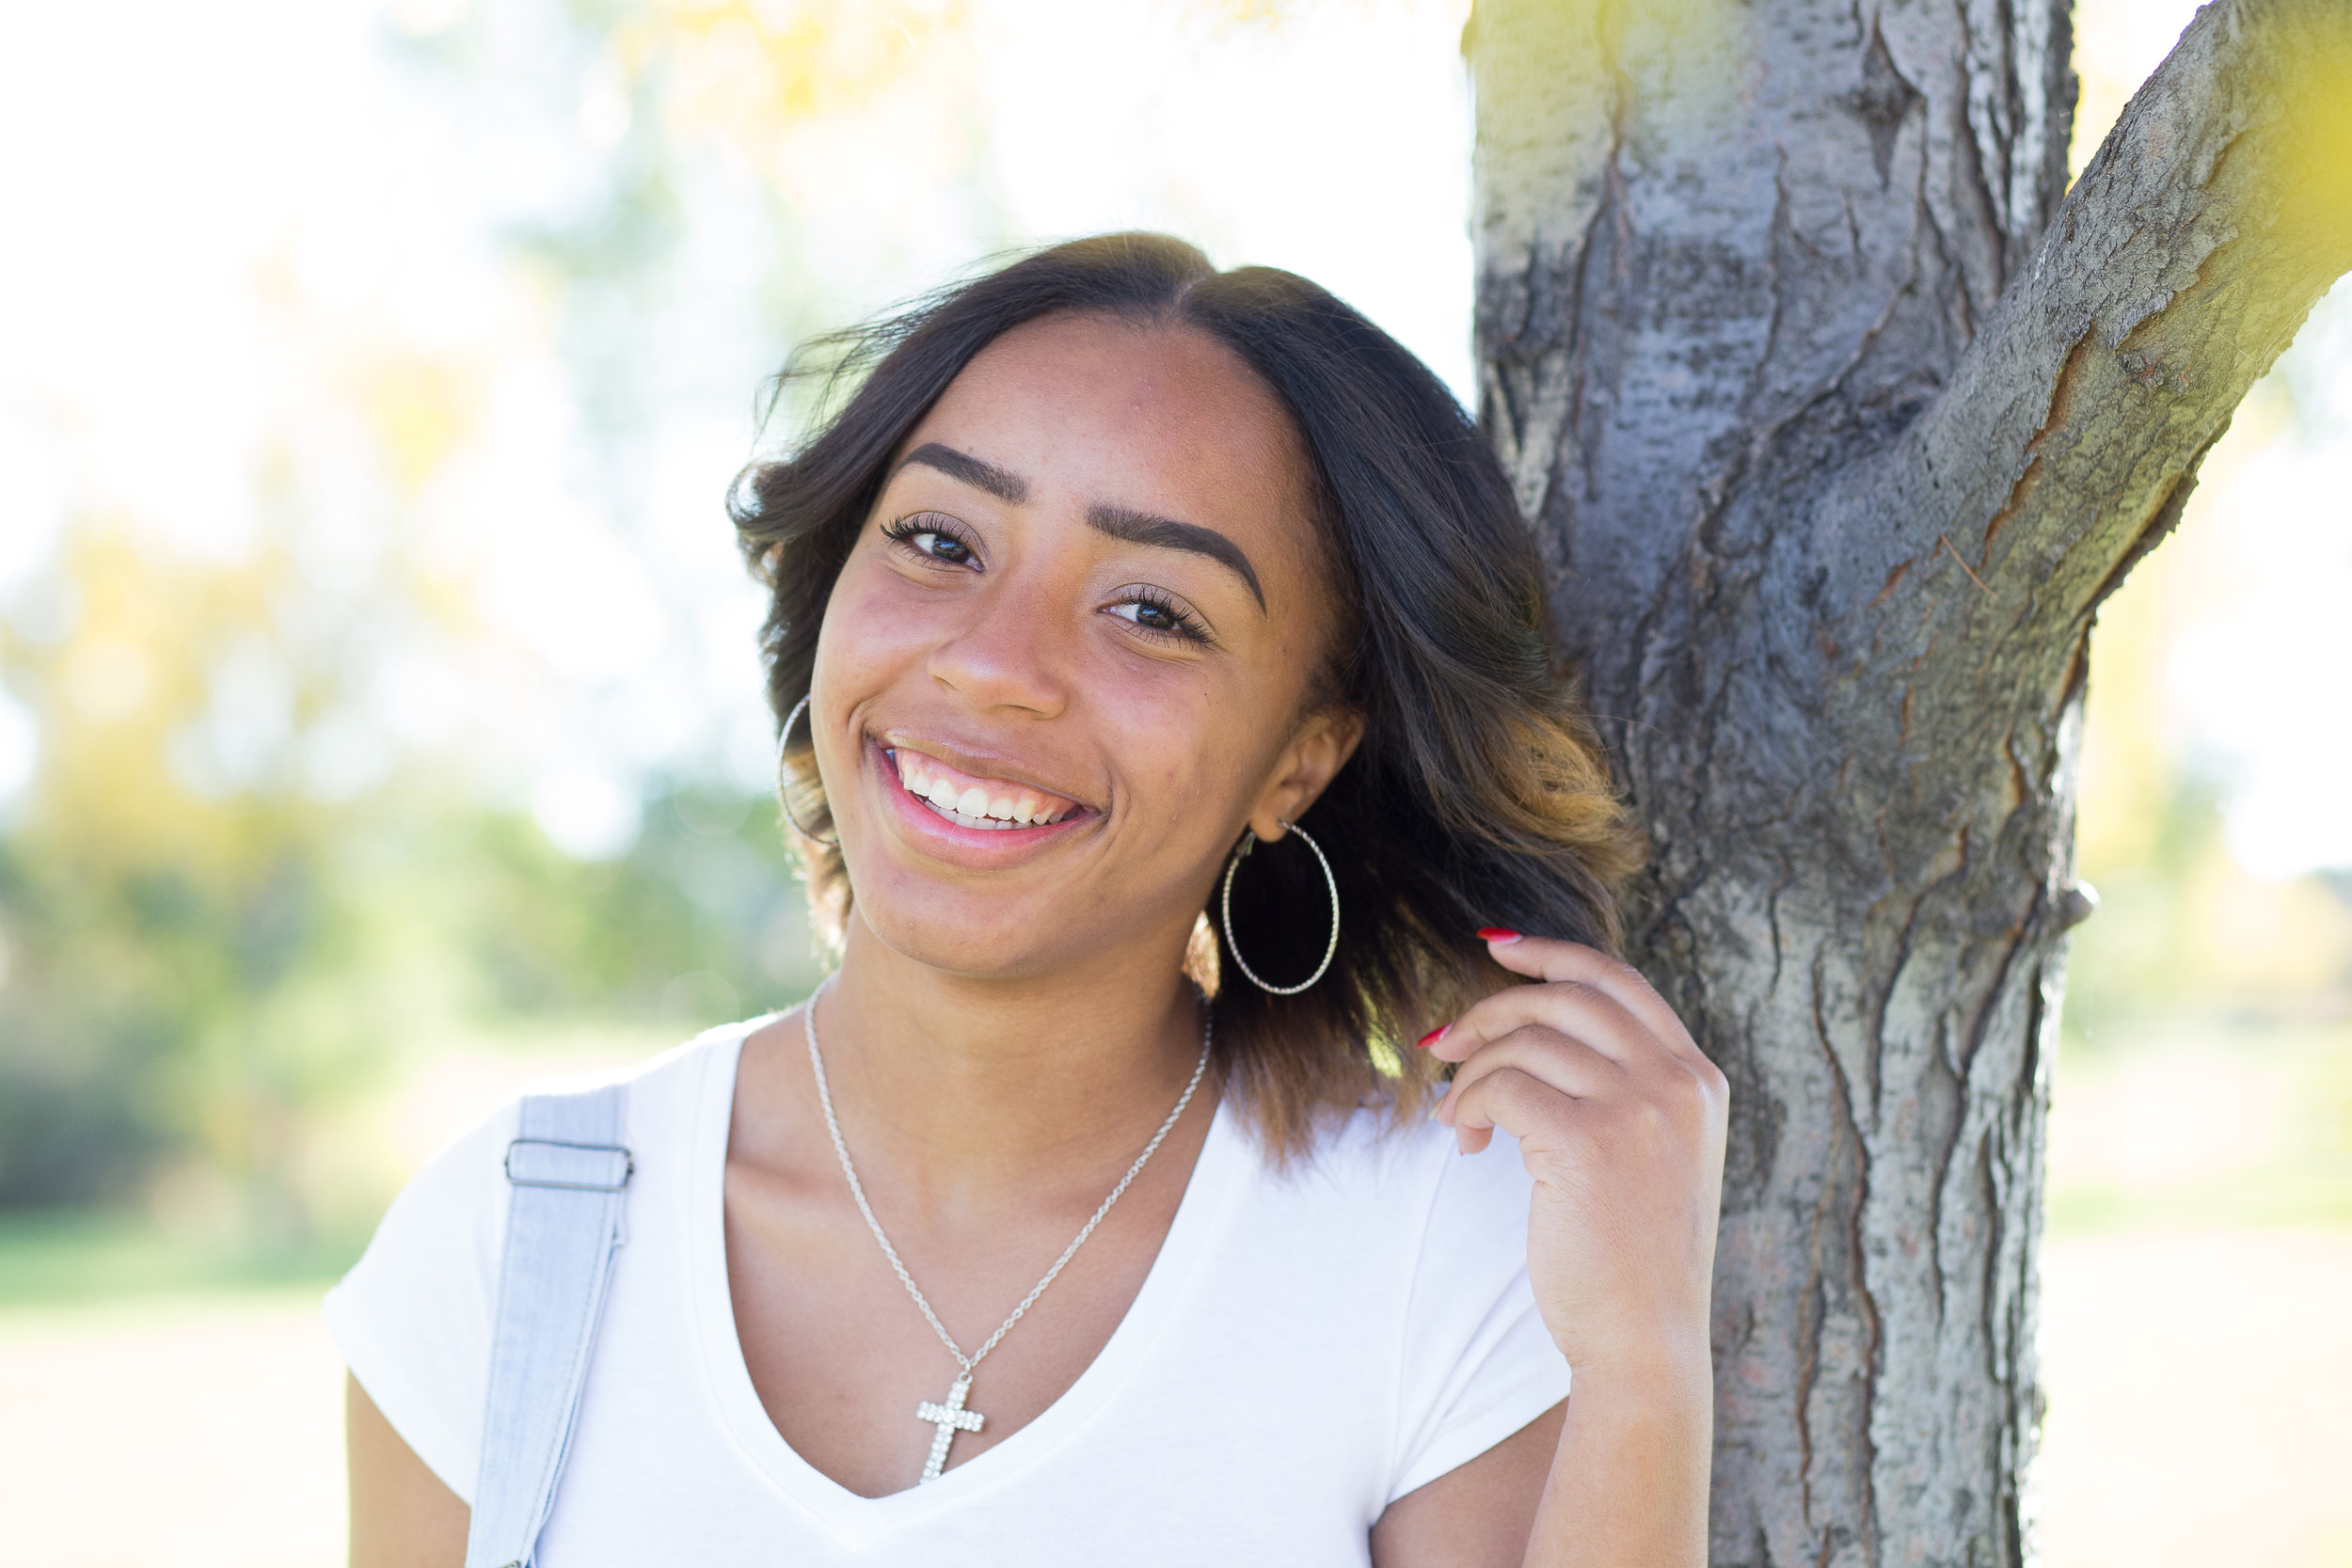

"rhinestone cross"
[914,1375,986,1483]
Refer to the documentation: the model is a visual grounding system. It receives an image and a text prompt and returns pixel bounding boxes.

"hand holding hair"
[1424,931,1727,1375]
[1417,932,1726,1566]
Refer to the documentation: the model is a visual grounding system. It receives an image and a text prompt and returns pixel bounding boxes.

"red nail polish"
[1415,1025,1448,1050]
[1476,927,1522,943]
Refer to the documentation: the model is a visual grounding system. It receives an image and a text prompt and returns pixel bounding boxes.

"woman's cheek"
[819,562,967,679]
[1082,643,1232,806]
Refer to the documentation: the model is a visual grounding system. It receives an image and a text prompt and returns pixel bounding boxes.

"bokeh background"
[0,1,2345,1562]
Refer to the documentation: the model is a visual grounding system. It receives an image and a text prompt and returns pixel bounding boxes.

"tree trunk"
[1467,1,2352,1561]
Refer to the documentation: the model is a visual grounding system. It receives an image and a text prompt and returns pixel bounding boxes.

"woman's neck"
[804,915,1212,1222]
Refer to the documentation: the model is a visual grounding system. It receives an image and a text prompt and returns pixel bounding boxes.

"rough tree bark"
[1467,1,2352,1562]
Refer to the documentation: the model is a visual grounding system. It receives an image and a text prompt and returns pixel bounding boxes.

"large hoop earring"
[1218,818,1339,995]
[776,693,838,847]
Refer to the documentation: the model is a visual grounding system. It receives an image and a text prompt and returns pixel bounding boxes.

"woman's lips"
[884,744,1086,832]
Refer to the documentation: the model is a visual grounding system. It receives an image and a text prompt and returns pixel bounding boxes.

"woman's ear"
[1247,707,1365,842]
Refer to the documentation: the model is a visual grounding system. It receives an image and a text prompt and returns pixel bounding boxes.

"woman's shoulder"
[405,1015,757,1208]
[583,1013,769,1117]
[1316,1112,1565,1509]
[1219,1090,1563,1503]
[425,1017,751,1170]
[1240,1094,1537,1245]
[320,1016,759,1497]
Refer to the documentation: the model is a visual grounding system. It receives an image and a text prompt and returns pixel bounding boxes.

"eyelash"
[1109,585,1213,646]
[881,513,978,567]
[879,514,1213,647]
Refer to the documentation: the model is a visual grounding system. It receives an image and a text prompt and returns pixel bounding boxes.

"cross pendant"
[914,1374,986,1483]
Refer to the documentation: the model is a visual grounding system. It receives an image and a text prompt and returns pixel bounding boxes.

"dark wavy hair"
[731,233,1640,1153]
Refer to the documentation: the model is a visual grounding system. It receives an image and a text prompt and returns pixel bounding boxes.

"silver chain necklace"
[802,983,1212,1483]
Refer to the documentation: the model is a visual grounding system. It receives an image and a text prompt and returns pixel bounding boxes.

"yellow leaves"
[352,353,475,497]
[2184,847,2352,998]
[2074,381,2288,882]
[622,0,967,144]
[2268,10,2352,254]
[15,522,292,877]
[60,639,151,726]
[1190,0,1294,29]
[2074,0,2352,255]
[2071,368,2352,1019]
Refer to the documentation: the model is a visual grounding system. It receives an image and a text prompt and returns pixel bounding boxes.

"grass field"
[2,1021,2346,1566]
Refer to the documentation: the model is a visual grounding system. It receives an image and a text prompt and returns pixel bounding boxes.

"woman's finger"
[1444,1064,1581,1156]
[1476,932,1710,1069]
[1433,1023,1623,1128]
[1422,975,1655,1071]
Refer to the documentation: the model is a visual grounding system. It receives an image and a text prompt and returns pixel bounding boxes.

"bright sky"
[0,0,2344,875]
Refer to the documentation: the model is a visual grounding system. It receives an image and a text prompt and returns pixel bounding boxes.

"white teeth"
[894,749,1073,829]
[932,800,1020,830]
[952,798,1059,830]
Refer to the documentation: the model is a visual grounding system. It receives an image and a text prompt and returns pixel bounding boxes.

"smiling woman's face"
[807,309,1357,981]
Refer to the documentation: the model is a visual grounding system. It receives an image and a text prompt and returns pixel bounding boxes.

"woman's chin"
[846,900,1091,983]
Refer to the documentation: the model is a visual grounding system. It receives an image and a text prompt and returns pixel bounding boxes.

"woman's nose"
[923,577,1073,719]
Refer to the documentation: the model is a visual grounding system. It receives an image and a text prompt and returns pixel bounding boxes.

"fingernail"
[1476,927,1522,943]
[1415,1025,1449,1050]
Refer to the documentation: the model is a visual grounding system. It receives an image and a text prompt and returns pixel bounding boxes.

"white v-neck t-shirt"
[324,1021,1572,1565]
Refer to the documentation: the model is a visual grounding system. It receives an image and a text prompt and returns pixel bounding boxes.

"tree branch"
[1847,0,2352,627]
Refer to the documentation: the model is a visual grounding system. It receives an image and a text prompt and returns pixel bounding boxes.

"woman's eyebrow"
[1088,503,1266,612]
[894,441,1266,612]
[896,441,1029,503]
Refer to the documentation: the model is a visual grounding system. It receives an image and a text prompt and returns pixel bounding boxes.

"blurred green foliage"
[0,752,817,1216]
[0,1207,372,1310]
[0,0,960,1227]
[0,518,818,1218]
[2060,386,2352,1045]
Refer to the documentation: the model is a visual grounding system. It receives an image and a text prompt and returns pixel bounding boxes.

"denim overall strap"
[464,1085,633,1568]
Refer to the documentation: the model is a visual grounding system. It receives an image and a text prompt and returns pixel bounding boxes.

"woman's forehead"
[909,312,1320,546]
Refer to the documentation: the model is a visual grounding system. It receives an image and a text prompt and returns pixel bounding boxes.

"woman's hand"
[1406,933,1726,1564]
[1392,930,1731,1560]
[1426,931,1728,1381]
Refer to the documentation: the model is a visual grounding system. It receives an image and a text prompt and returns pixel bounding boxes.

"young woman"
[330,233,1728,1566]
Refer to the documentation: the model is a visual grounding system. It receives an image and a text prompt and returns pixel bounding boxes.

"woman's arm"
[346,1373,469,1568]
[1378,933,1726,1568]
[1522,1354,1713,1565]
[1371,1401,1564,1564]
[1373,1366,1708,1568]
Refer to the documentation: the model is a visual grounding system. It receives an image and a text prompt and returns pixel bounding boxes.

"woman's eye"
[1108,595,1207,643]
[1115,600,1178,631]
[911,530,970,564]
[883,515,977,566]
